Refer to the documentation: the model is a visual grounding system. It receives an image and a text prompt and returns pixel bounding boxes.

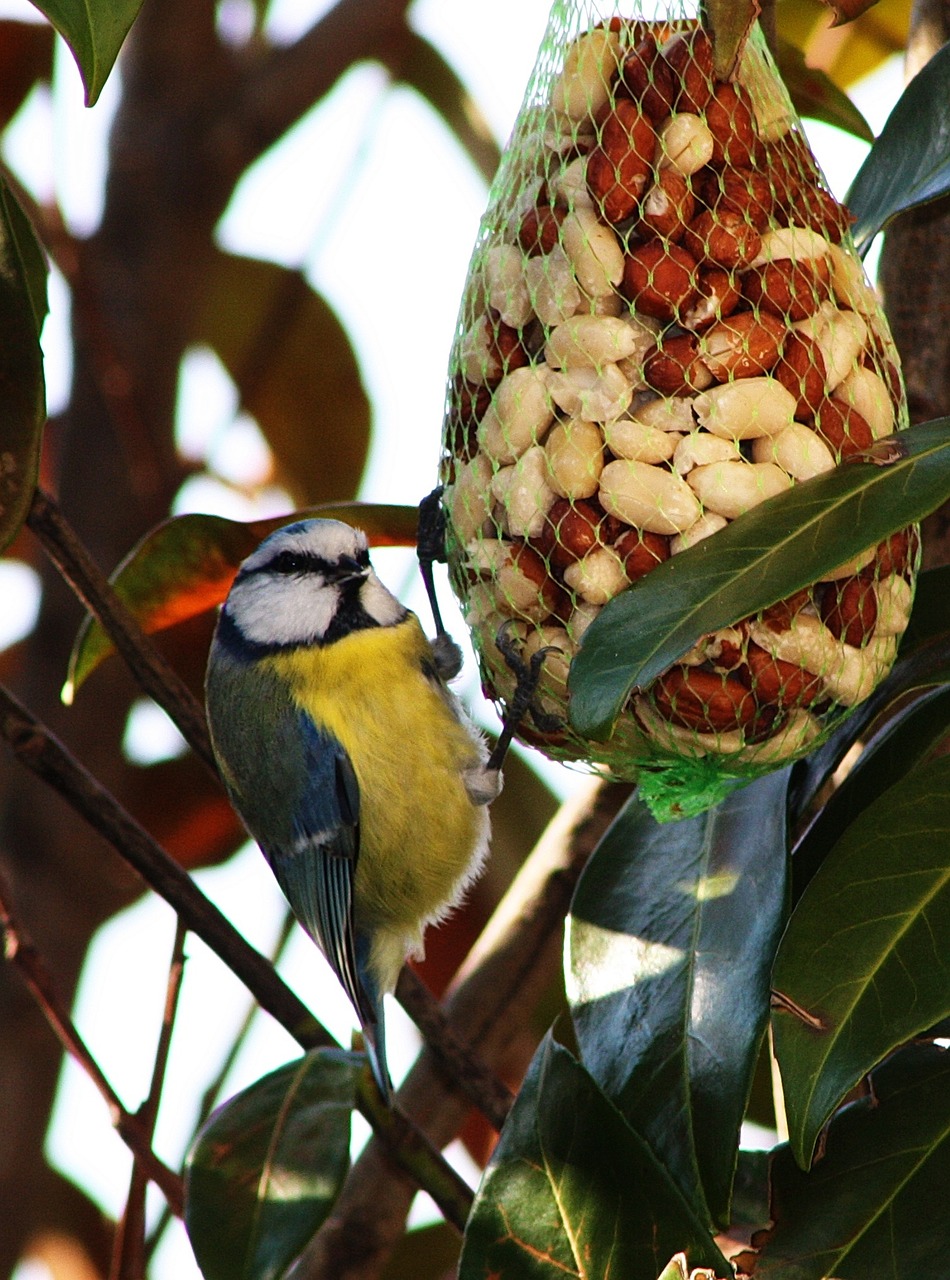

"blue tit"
[204,518,501,1099]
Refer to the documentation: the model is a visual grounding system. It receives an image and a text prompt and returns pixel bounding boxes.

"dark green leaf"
[773,756,950,1168]
[64,503,418,698]
[897,562,950,654]
[570,419,950,741]
[755,1044,950,1279]
[185,1049,361,1280]
[777,37,874,142]
[30,0,142,105]
[390,31,499,185]
[792,685,950,900]
[568,770,790,1228]
[0,176,46,553]
[194,252,371,508]
[730,1149,771,1232]
[847,39,950,251]
[459,1034,729,1280]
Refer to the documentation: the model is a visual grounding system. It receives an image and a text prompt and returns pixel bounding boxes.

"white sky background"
[0,2,905,1276]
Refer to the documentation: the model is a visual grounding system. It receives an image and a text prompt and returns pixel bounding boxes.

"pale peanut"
[604,418,679,463]
[545,314,645,370]
[525,248,583,326]
[544,419,605,498]
[671,511,728,552]
[551,27,623,124]
[478,366,554,463]
[694,378,797,440]
[656,113,715,175]
[673,432,740,475]
[874,574,913,637]
[563,547,628,605]
[687,459,791,518]
[599,458,702,534]
[751,422,835,480]
[485,243,534,329]
[491,445,557,538]
[446,452,494,542]
[832,366,895,439]
[547,364,632,422]
[561,206,624,298]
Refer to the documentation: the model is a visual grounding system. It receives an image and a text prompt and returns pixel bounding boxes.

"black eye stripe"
[260,549,369,579]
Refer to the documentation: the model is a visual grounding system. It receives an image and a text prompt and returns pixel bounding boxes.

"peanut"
[687,459,791,518]
[491,445,557,538]
[656,112,715,176]
[671,510,728,552]
[478,366,554,464]
[561,206,625,298]
[832,366,895,439]
[599,457,702,534]
[547,363,632,423]
[524,247,583,326]
[545,314,646,369]
[551,26,623,124]
[603,417,679,463]
[563,546,628,604]
[751,422,835,480]
[544,419,605,498]
[694,378,797,440]
[673,432,740,475]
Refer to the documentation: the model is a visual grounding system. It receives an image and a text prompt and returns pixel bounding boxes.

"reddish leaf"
[0,21,54,127]
[64,504,418,699]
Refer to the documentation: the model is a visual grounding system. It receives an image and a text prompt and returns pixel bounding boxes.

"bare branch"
[0,870,185,1216]
[231,0,414,167]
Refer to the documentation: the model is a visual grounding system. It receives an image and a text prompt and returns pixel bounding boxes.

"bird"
[204,517,502,1099]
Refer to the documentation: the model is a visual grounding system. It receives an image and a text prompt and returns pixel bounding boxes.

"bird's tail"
[360,1006,393,1102]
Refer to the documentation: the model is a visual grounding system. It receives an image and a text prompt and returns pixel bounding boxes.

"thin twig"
[0,870,185,1215]
[111,920,188,1280]
[145,910,297,1263]
[27,488,215,771]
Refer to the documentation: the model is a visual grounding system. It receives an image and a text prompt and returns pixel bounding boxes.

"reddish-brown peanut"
[651,666,758,732]
[621,239,699,322]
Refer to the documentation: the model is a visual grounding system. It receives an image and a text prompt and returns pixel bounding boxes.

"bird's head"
[220,519,406,651]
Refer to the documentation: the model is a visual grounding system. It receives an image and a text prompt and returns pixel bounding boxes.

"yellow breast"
[266,617,488,948]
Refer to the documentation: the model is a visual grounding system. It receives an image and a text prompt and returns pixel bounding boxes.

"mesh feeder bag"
[438,2,917,818]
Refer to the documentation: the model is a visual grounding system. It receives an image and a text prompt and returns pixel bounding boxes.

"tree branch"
[230,0,414,167]
[0,870,185,1216]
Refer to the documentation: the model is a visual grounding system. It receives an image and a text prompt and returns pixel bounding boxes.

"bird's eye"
[272,551,304,575]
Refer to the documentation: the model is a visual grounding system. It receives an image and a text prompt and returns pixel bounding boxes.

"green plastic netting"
[438,2,916,820]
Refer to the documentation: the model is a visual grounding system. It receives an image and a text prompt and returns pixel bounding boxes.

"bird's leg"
[417,487,464,681]
[487,621,564,774]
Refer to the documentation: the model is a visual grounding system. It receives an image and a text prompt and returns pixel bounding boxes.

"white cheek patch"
[228,574,341,646]
[360,573,406,627]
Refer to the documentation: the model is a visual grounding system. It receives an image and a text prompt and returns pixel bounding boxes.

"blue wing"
[261,714,391,1097]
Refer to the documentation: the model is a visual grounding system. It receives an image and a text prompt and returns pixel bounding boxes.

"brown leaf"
[824,0,881,26]
[705,0,761,81]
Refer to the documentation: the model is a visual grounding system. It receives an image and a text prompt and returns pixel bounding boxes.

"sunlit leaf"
[569,419,950,741]
[390,31,499,185]
[568,771,789,1228]
[777,38,873,141]
[459,1034,730,1280]
[64,504,418,699]
[0,20,54,127]
[0,176,46,553]
[185,1049,361,1280]
[822,0,881,24]
[847,40,950,251]
[755,1044,950,1279]
[794,0,910,91]
[29,0,142,105]
[773,756,950,1168]
[194,252,371,507]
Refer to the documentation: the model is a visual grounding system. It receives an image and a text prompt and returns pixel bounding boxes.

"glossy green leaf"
[568,770,790,1229]
[30,0,142,105]
[64,503,418,699]
[847,39,950,251]
[773,755,950,1169]
[569,419,950,741]
[755,1044,950,1279]
[392,31,499,185]
[0,176,46,553]
[194,252,370,507]
[777,38,874,142]
[792,685,950,899]
[185,1049,360,1280]
[459,1034,729,1280]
